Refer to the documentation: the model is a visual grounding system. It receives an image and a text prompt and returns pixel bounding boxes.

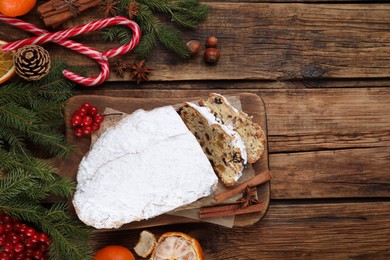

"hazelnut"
[186,40,201,57]
[205,36,218,48]
[204,48,220,64]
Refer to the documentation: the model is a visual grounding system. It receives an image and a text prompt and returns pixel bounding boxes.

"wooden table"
[2,1,389,258]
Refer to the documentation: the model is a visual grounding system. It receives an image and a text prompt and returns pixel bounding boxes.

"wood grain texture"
[91,202,390,259]
[67,88,390,200]
[4,3,390,81]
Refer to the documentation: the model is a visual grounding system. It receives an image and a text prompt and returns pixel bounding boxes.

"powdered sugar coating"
[73,106,218,229]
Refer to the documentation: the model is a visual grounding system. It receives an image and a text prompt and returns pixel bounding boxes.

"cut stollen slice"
[178,102,247,187]
[133,230,157,258]
[150,232,204,260]
[199,93,266,163]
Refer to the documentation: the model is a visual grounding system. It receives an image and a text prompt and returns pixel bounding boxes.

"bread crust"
[199,93,266,163]
[178,103,246,186]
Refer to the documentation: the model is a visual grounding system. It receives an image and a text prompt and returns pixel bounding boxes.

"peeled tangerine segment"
[151,232,203,260]
[133,230,157,258]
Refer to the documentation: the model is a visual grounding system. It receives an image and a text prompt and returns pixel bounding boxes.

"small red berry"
[71,114,83,128]
[38,233,49,243]
[81,102,91,110]
[94,114,104,123]
[25,227,36,237]
[4,223,13,233]
[74,127,83,137]
[0,234,6,245]
[92,122,100,131]
[0,251,10,259]
[14,243,24,253]
[8,232,20,244]
[15,252,27,260]
[32,250,42,259]
[82,126,93,136]
[0,224,4,234]
[30,233,39,243]
[17,224,27,233]
[24,238,35,248]
[25,248,34,255]
[77,107,88,117]
[82,115,93,127]
[3,241,14,252]
[1,214,12,223]
[89,106,99,117]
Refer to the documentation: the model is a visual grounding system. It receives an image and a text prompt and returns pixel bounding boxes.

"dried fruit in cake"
[0,40,15,84]
[93,245,135,260]
[178,102,247,187]
[199,93,266,163]
[150,232,204,260]
[134,230,157,258]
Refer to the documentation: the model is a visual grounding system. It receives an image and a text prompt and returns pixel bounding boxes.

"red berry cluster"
[70,102,104,137]
[0,213,50,260]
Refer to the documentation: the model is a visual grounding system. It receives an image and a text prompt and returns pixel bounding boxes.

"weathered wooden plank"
[90,202,390,259]
[270,147,390,199]
[4,4,390,81]
[76,87,390,152]
[70,88,390,199]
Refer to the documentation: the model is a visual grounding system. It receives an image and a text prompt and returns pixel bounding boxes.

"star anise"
[236,185,260,209]
[127,0,140,19]
[129,60,152,85]
[113,61,128,78]
[99,0,120,18]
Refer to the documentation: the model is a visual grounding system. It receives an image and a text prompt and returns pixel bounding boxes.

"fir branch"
[0,60,92,259]
[0,82,32,105]
[26,127,73,159]
[25,177,75,201]
[134,30,158,59]
[157,24,189,58]
[0,102,38,131]
[41,204,92,260]
[100,0,209,59]
[0,126,29,157]
[0,174,35,202]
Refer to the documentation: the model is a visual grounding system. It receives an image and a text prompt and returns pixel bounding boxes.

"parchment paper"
[90,96,255,228]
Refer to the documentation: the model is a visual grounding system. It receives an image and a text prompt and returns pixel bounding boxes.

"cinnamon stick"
[214,170,271,203]
[37,0,101,28]
[199,203,264,219]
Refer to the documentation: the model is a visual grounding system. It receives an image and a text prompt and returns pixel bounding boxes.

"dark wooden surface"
[2,0,390,258]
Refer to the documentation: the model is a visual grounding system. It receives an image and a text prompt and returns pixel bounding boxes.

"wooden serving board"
[57,93,270,229]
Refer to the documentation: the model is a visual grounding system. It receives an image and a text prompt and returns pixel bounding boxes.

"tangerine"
[0,0,37,17]
[93,245,135,260]
[151,232,204,260]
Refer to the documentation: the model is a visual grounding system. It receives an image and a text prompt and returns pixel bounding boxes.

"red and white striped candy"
[0,15,141,87]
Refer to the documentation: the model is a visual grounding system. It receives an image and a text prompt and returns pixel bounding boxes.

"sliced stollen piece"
[178,102,247,187]
[199,93,266,163]
[73,106,218,229]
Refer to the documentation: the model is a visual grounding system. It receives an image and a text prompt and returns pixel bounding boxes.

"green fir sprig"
[0,61,92,260]
[101,0,209,59]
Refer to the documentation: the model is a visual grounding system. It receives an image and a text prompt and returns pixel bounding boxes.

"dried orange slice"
[134,230,157,258]
[150,232,204,260]
[0,40,15,84]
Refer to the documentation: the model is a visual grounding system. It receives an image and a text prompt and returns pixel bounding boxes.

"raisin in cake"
[178,102,247,187]
[73,106,218,229]
[199,93,266,163]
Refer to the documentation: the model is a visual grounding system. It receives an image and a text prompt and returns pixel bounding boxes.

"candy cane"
[0,15,141,86]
